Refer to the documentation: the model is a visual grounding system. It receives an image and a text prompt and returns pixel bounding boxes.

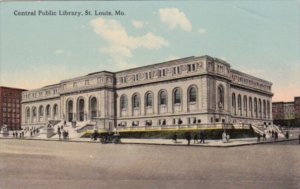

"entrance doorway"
[78,99,84,121]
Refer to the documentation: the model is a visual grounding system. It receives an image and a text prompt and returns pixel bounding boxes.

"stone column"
[182,87,187,113]
[73,98,76,121]
[168,90,172,114]
[84,97,89,121]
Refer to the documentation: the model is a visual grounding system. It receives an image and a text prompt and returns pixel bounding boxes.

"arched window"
[32,107,37,117]
[263,100,266,118]
[217,85,224,109]
[39,106,44,117]
[174,88,181,104]
[249,97,253,117]
[258,99,262,118]
[46,105,51,118]
[189,87,197,103]
[90,97,97,118]
[145,92,153,107]
[243,95,247,116]
[267,101,270,119]
[120,95,128,110]
[254,98,258,118]
[26,107,30,123]
[232,93,236,115]
[78,98,85,121]
[67,100,73,122]
[133,94,140,108]
[238,94,242,116]
[53,104,58,118]
[159,91,167,105]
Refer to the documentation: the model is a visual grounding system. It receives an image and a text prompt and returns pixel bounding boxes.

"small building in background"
[0,86,27,131]
[272,97,300,127]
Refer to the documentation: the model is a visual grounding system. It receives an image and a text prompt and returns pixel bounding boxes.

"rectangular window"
[177,66,180,74]
[145,72,148,79]
[158,70,162,77]
[85,80,89,85]
[187,64,191,72]
[192,64,196,71]
[162,69,166,76]
[149,72,152,79]
[173,67,176,74]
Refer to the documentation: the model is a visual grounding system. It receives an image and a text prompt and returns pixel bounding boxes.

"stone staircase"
[251,124,284,138]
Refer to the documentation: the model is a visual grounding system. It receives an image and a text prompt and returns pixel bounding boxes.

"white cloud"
[132,20,144,29]
[220,57,227,61]
[55,49,65,54]
[165,54,180,61]
[197,28,206,34]
[90,18,169,69]
[159,8,192,32]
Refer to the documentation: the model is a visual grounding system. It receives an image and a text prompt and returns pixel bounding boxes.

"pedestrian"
[275,132,278,141]
[257,133,261,142]
[285,131,289,139]
[93,130,99,141]
[13,132,15,138]
[186,132,191,146]
[262,133,266,141]
[226,134,230,142]
[200,132,205,144]
[57,127,61,140]
[271,130,274,138]
[30,131,32,137]
[16,132,18,138]
[222,131,227,143]
[172,133,178,143]
[193,133,199,144]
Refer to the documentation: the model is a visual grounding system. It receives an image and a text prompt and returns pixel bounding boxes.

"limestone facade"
[21,55,273,129]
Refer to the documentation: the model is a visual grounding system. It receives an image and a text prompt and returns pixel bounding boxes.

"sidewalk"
[1,134,299,147]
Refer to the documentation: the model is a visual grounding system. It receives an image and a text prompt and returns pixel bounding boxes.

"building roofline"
[115,56,198,74]
[231,69,272,85]
[86,70,115,76]
[0,86,28,91]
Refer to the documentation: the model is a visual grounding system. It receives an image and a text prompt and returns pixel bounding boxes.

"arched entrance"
[67,100,73,122]
[78,98,85,121]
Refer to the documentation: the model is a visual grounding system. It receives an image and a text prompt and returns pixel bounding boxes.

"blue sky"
[0,1,299,101]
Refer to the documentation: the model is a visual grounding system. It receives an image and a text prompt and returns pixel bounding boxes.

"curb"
[0,137,298,148]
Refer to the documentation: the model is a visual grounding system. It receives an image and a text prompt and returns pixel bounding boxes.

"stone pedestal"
[2,125,9,137]
[47,127,54,138]
[2,130,9,137]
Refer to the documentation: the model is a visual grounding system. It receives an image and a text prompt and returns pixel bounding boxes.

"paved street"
[0,139,300,189]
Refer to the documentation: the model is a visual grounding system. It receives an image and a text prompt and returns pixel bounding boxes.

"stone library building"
[21,55,273,130]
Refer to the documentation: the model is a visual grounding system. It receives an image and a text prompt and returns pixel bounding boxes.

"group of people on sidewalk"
[57,126,69,140]
[172,132,206,145]
[91,130,121,144]
[10,127,39,139]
